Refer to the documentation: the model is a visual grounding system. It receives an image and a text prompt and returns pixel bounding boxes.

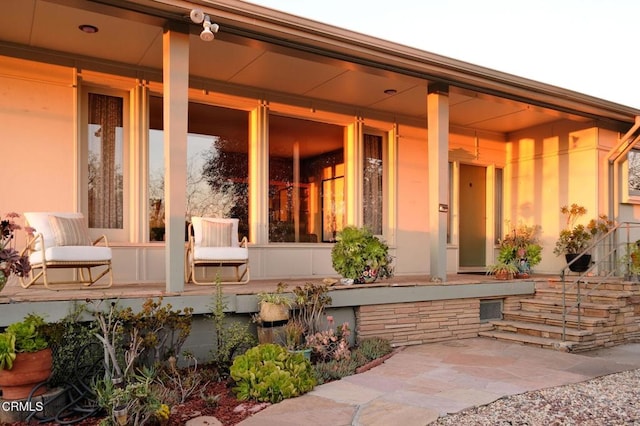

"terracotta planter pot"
[259,302,290,322]
[0,348,52,400]
[494,271,514,280]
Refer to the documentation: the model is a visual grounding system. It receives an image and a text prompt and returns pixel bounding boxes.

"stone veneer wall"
[356,295,524,346]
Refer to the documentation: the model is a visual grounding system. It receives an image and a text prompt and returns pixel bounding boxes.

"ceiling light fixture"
[190,8,219,42]
[78,24,99,34]
[384,89,398,95]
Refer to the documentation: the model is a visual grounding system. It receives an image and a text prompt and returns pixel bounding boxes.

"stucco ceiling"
[0,0,629,137]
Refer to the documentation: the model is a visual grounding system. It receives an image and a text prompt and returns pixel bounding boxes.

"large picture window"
[148,97,249,241]
[269,115,344,243]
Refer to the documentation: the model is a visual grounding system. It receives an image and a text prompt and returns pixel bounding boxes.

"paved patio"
[237,337,640,426]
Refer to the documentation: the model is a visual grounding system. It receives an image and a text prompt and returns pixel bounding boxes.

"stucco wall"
[0,57,76,214]
[505,122,605,274]
[396,126,430,274]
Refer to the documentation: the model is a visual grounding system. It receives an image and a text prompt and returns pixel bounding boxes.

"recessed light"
[384,89,397,95]
[79,24,99,34]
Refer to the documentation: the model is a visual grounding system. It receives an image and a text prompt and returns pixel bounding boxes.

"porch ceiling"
[0,0,634,135]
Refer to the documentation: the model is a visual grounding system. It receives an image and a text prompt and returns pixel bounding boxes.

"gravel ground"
[434,368,640,425]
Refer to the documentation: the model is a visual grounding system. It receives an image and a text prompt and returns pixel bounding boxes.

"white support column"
[249,100,269,244]
[293,141,300,242]
[345,116,364,227]
[427,84,450,281]
[163,24,189,293]
[132,79,148,243]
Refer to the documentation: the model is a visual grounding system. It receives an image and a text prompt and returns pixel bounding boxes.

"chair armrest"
[188,222,195,247]
[92,234,110,247]
[21,232,43,255]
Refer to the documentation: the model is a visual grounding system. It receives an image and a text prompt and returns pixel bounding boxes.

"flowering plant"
[497,222,542,275]
[0,212,31,288]
[305,316,351,362]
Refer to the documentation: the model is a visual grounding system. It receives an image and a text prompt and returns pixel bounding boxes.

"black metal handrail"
[560,222,640,340]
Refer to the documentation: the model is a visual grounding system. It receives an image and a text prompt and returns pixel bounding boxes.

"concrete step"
[544,278,637,292]
[518,298,619,317]
[478,330,576,352]
[534,287,632,303]
[491,320,595,342]
[502,309,610,329]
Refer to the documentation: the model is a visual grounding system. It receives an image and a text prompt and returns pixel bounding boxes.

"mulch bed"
[9,349,400,425]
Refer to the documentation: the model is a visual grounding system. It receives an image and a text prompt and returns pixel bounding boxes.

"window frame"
[623,148,640,204]
[79,85,130,242]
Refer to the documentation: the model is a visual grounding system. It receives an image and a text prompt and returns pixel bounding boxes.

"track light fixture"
[190,8,219,42]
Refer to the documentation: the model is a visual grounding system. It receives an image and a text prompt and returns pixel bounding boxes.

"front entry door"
[459,164,486,268]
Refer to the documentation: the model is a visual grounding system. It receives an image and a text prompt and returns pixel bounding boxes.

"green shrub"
[118,296,194,367]
[94,367,169,426]
[43,304,100,388]
[356,337,392,362]
[210,278,256,376]
[230,344,316,403]
[313,358,359,384]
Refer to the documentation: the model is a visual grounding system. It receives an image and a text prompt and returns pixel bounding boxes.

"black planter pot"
[565,253,592,272]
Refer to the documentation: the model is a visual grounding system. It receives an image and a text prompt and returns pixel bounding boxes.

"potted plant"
[553,204,614,272]
[0,212,31,292]
[0,313,52,400]
[282,320,311,360]
[331,226,393,284]
[496,223,542,278]
[486,261,520,280]
[256,282,293,323]
[292,282,332,336]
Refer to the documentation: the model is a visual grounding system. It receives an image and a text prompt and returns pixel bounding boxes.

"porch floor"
[0,273,546,304]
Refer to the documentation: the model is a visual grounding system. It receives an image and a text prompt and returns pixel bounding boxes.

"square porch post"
[427,83,449,281]
[162,23,189,292]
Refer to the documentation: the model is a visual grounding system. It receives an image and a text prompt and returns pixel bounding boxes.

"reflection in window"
[363,134,383,234]
[87,93,124,229]
[269,115,344,243]
[629,150,640,197]
[148,97,249,241]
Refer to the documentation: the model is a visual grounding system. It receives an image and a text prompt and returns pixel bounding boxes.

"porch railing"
[560,222,640,340]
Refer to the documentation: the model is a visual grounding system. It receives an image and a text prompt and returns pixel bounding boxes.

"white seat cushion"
[30,246,112,264]
[193,246,248,262]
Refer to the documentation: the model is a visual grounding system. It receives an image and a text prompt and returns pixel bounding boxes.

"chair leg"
[21,263,113,290]
[190,263,250,285]
[19,268,43,288]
